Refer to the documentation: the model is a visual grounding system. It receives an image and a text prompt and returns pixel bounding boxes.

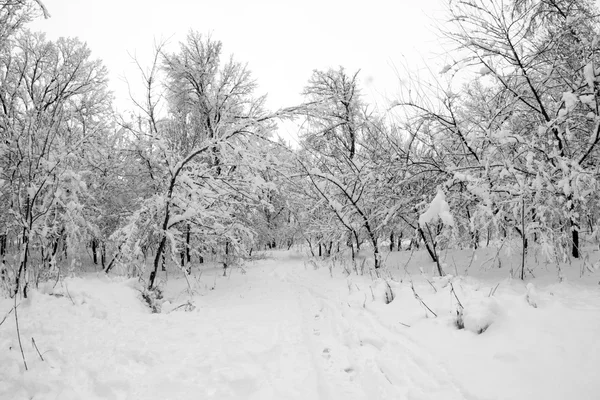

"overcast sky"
[30,0,446,114]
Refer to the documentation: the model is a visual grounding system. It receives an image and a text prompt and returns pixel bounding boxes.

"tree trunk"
[101,242,106,269]
[14,227,30,298]
[0,233,6,258]
[572,228,580,259]
[418,227,437,263]
[472,230,479,250]
[520,199,527,280]
[50,235,60,270]
[186,224,191,263]
[389,231,394,252]
[104,243,124,274]
[223,240,229,276]
[532,207,538,243]
[306,238,315,257]
[353,230,361,251]
[465,206,478,249]
[419,225,444,276]
[149,236,167,289]
[0,233,6,282]
[363,224,380,269]
[62,236,67,259]
[150,177,176,289]
[91,239,98,265]
[15,196,32,298]
[567,195,580,259]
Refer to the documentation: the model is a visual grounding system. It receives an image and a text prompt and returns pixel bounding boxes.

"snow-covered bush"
[371,278,396,304]
[141,287,163,314]
[456,297,503,334]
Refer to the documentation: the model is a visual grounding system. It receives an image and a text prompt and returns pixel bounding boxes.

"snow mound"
[370,278,396,304]
[51,276,147,315]
[0,276,149,400]
[458,296,504,334]
[525,283,539,308]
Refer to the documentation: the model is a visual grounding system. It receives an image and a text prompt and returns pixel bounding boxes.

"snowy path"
[283,262,468,400]
[1,255,471,400]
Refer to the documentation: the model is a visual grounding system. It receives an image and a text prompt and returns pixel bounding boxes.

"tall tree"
[117,33,287,289]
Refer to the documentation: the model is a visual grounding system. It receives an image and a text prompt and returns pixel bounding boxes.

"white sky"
[30,0,447,115]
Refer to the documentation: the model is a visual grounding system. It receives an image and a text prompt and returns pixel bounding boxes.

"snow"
[562,91,579,111]
[439,64,452,75]
[2,248,600,399]
[478,65,491,75]
[459,294,503,334]
[580,94,595,106]
[419,188,455,227]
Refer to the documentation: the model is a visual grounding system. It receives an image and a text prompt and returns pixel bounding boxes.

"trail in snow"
[279,260,468,400]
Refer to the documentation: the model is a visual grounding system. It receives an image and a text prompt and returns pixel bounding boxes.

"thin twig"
[463,248,477,274]
[0,304,17,329]
[450,282,463,309]
[488,282,500,297]
[425,278,438,293]
[14,296,27,370]
[64,283,75,305]
[410,281,437,317]
[168,303,188,313]
[31,337,44,361]
[402,247,416,277]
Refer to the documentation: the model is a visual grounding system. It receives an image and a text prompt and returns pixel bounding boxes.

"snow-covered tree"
[0,30,110,296]
[116,33,288,288]
[297,67,385,267]
[443,0,600,259]
[389,0,600,272]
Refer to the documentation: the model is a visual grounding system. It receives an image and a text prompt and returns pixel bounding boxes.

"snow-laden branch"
[419,188,455,228]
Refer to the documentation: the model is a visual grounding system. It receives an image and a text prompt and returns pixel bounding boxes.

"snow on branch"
[419,188,454,228]
[33,0,51,18]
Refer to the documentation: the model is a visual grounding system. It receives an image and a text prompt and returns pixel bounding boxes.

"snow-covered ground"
[1,248,600,399]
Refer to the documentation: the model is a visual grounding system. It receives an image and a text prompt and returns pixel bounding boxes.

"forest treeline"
[2,0,600,295]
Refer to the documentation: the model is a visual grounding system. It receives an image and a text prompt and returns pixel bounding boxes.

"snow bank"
[0,276,148,400]
[366,273,600,400]
[458,296,504,334]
